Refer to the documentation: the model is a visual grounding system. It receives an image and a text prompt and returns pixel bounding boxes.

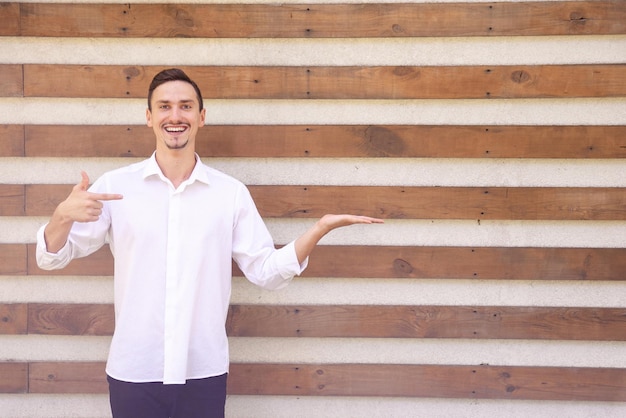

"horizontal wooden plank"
[23,184,626,221]
[249,185,626,221]
[0,3,19,36]
[29,362,106,394]
[22,303,626,341]
[0,124,25,157]
[25,185,68,217]
[0,304,27,335]
[0,244,27,275]
[28,303,114,336]
[10,2,626,38]
[25,125,154,158]
[230,363,626,401]
[19,244,626,281]
[227,305,626,341]
[0,64,22,97]
[305,246,626,281]
[22,124,626,159]
[0,185,23,216]
[21,361,626,401]
[0,362,28,393]
[19,64,626,99]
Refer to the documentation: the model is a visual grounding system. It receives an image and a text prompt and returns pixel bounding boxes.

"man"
[36,68,383,417]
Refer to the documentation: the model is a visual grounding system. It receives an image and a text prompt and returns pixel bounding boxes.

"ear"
[199,108,206,127]
[146,108,153,127]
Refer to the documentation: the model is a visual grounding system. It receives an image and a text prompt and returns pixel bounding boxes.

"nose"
[169,106,182,121]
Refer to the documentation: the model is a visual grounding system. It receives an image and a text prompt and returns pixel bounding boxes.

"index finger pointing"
[90,192,124,201]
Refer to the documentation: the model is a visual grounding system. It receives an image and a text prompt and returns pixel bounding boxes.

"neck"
[155,149,197,189]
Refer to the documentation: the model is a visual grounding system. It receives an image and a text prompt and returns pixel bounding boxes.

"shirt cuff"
[282,240,309,277]
[35,223,72,270]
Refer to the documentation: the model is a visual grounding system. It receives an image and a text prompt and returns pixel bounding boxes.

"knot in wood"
[123,67,140,78]
[393,66,416,77]
[511,70,531,84]
[392,24,403,34]
[364,126,406,157]
[393,258,414,275]
[173,8,195,27]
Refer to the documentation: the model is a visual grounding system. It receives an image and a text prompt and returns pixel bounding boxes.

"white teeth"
[165,127,185,132]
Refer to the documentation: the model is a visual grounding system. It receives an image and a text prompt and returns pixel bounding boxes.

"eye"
[159,104,170,110]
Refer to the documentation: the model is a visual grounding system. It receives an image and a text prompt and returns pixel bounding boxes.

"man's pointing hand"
[59,171,123,223]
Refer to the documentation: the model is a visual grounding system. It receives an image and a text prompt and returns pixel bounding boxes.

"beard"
[165,138,189,150]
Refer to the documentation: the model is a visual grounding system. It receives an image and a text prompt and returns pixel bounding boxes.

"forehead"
[151,80,198,104]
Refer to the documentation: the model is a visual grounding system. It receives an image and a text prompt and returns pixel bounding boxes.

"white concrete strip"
[2,394,624,418]
[0,275,114,303]
[230,338,626,368]
[265,219,626,248]
[0,394,111,418]
[227,396,626,418]
[1,98,625,125]
[2,334,625,368]
[0,158,144,185]
[3,217,626,248]
[2,274,625,307]
[230,277,626,308]
[3,35,625,66]
[212,158,626,188]
[0,335,111,362]
[3,157,626,187]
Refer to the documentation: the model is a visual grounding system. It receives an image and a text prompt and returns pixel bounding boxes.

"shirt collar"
[143,152,210,186]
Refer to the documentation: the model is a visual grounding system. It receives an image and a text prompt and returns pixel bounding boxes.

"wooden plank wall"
[1,1,626,417]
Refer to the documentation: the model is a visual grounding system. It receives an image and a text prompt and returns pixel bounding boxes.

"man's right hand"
[56,171,123,223]
[43,171,123,253]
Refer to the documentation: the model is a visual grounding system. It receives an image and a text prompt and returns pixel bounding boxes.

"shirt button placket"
[163,189,181,381]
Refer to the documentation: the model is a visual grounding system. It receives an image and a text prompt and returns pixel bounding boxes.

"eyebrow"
[155,99,196,105]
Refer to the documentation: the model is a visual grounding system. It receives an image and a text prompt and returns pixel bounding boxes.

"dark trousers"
[107,373,227,418]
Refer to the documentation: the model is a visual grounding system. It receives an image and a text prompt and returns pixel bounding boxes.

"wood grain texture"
[21,124,626,159]
[28,304,114,336]
[0,185,23,216]
[29,362,107,394]
[9,2,626,38]
[19,303,626,341]
[227,305,626,341]
[19,64,626,99]
[22,184,626,220]
[229,363,626,401]
[18,244,626,281]
[0,304,27,335]
[248,185,626,220]
[16,361,626,401]
[0,64,22,97]
[0,363,28,393]
[304,246,626,281]
[0,125,25,157]
[0,244,27,275]
[0,3,20,36]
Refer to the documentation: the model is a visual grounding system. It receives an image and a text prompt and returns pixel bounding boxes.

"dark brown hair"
[147,68,204,111]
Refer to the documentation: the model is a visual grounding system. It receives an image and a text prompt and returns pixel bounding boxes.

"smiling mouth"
[164,125,188,133]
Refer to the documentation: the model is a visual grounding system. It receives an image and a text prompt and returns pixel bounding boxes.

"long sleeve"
[35,181,112,271]
[231,185,308,290]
